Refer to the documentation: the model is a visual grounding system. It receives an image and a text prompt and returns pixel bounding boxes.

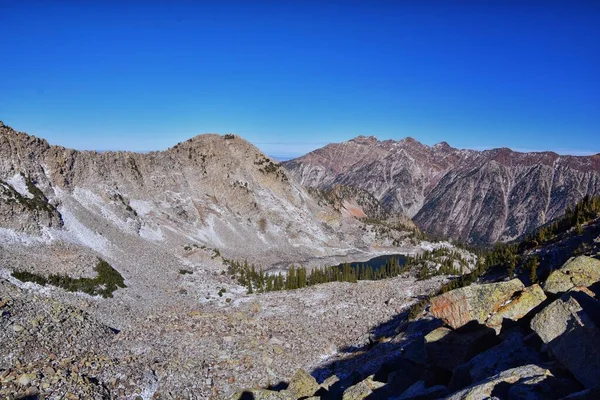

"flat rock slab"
[530,292,600,388]
[543,256,600,295]
[430,279,524,329]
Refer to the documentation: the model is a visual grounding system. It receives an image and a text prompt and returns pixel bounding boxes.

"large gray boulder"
[530,292,600,388]
[543,256,600,295]
[429,279,525,329]
[446,364,553,400]
[450,330,543,390]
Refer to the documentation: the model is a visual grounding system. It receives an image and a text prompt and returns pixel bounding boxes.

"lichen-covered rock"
[287,369,320,399]
[425,326,498,371]
[543,256,600,295]
[342,375,385,400]
[446,364,553,400]
[429,279,525,329]
[530,292,600,388]
[485,284,547,333]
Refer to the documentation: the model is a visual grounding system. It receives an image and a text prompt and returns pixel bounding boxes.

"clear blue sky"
[1,0,599,158]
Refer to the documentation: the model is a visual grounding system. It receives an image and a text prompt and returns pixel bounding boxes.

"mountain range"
[284,135,600,244]
[2,122,600,399]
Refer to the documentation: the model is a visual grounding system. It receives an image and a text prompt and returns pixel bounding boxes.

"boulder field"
[233,256,600,399]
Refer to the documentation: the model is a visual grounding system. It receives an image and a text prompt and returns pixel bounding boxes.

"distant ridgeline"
[225,247,471,294]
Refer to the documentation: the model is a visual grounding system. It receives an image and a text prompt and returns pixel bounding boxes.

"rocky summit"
[283,136,600,244]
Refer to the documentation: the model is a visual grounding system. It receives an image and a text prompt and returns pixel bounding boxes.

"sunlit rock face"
[284,136,600,244]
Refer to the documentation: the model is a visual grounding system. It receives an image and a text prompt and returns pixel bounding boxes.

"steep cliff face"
[284,136,600,244]
[0,123,363,265]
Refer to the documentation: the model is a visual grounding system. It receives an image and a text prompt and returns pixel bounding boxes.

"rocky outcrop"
[287,369,320,399]
[485,284,547,333]
[308,185,394,221]
[341,375,385,400]
[283,136,600,244]
[543,256,600,294]
[446,365,559,400]
[429,279,525,329]
[530,291,600,388]
[0,175,63,233]
[233,256,600,400]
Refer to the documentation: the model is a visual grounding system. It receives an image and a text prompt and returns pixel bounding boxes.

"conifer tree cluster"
[226,257,407,294]
[521,194,600,251]
[408,247,467,280]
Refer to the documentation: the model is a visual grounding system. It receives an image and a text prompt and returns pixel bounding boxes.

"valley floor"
[0,257,447,399]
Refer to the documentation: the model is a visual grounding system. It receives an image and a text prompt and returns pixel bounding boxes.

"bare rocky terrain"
[3,121,599,399]
[0,122,467,399]
[283,136,600,244]
[234,254,600,400]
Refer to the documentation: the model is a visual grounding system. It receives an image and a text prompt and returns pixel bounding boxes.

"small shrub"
[408,299,428,320]
[179,269,193,275]
[258,218,267,233]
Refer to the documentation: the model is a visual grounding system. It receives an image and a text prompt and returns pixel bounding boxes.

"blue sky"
[1,1,599,158]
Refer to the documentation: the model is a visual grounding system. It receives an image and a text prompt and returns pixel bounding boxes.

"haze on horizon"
[1,1,599,158]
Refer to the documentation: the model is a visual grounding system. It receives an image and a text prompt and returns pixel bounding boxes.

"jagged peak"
[349,135,379,145]
[397,136,430,150]
[433,141,452,150]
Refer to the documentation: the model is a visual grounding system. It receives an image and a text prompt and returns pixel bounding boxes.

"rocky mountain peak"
[433,141,452,151]
[349,135,379,145]
[284,138,600,244]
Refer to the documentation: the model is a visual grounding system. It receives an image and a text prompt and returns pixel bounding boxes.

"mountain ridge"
[283,135,600,244]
